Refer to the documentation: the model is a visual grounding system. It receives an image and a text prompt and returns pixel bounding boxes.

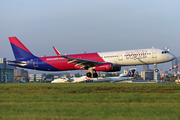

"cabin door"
[118,54,123,61]
[152,49,157,58]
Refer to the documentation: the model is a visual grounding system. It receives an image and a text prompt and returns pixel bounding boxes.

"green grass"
[0,83,180,120]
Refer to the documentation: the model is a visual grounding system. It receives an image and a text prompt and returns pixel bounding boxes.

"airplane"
[51,77,69,83]
[105,68,136,82]
[85,68,136,83]
[69,76,90,83]
[7,37,175,78]
[51,76,90,83]
[175,79,180,83]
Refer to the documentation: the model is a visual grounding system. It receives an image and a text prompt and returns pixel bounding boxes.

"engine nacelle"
[95,63,113,71]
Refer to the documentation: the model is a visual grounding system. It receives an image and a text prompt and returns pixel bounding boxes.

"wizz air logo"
[125,50,147,60]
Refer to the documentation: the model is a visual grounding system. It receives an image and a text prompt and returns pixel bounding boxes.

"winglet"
[53,46,61,56]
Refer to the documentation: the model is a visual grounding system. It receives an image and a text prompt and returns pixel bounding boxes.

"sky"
[0,0,180,74]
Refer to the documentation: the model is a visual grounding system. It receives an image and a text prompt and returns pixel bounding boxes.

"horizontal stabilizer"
[6,60,27,66]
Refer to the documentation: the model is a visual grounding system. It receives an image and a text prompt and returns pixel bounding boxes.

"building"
[14,69,27,76]
[14,69,28,82]
[141,69,161,81]
[141,69,154,80]
[154,71,161,82]
[29,74,46,83]
[0,58,16,83]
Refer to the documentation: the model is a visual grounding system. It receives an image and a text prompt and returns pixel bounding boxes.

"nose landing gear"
[154,63,159,72]
[154,63,158,82]
[155,69,159,72]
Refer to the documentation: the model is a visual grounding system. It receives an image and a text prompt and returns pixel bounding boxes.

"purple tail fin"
[9,37,36,60]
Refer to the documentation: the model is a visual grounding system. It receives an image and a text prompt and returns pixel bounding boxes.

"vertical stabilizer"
[127,69,136,77]
[9,37,36,60]
[120,68,136,77]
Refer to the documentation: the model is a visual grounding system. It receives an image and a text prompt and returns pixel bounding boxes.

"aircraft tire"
[155,69,159,72]
[93,73,98,78]
[86,72,92,77]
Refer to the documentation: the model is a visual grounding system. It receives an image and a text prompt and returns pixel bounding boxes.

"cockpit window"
[162,51,170,54]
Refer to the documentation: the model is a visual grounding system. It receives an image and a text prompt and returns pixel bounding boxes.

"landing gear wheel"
[86,72,92,77]
[93,73,98,78]
[155,69,159,72]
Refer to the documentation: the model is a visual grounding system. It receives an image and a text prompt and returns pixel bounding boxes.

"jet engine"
[95,63,113,71]
[86,63,121,77]
[95,63,121,72]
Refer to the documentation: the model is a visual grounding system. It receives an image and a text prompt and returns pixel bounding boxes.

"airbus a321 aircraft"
[7,37,175,77]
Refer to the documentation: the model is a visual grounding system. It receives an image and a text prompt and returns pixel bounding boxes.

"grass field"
[0,83,180,120]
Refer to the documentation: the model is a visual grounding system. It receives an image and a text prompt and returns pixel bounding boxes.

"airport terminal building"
[0,58,16,83]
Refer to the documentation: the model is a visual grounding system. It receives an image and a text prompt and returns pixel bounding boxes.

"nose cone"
[168,53,175,61]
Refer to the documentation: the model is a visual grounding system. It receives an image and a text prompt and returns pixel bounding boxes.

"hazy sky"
[0,0,180,74]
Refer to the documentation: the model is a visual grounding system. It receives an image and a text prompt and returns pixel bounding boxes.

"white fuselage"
[70,76,90,83]
[85,77,132,83]
[51,76,90,83]
[51,78,69,83]
[98,48,175,66]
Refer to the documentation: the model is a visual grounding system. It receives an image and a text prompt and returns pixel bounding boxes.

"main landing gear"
[86,72,91,77]
[86,71,98,78]
[93,72,98,78]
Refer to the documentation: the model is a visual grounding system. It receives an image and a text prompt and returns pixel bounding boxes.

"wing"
[53,46,104,68]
